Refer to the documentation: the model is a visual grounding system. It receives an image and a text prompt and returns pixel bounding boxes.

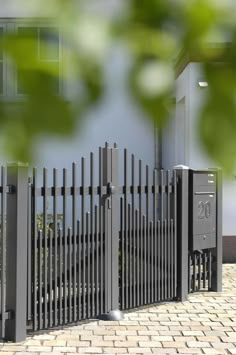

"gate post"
[98,143,123,321]
[5,163,29,342]
[174,165,189,301]
[211,168,222,292]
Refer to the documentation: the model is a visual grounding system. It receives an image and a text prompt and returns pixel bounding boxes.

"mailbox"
[189,170,217,251]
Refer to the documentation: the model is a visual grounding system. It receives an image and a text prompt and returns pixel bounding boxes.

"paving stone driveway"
[0,264,236,355]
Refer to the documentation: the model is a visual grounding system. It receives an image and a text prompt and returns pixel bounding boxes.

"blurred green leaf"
[0,0,236,173]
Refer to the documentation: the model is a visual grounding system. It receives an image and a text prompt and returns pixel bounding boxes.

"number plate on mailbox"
[189,171,217,251]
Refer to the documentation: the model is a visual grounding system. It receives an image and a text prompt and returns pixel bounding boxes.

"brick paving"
[0,264,236,355]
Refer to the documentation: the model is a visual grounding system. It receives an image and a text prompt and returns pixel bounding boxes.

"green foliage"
[0,0,236,172]
[36,213,63,232]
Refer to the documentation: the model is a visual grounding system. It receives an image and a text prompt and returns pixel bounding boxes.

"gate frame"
[174,166,189,301]
[97,143,123,321]
[5,163,29,342]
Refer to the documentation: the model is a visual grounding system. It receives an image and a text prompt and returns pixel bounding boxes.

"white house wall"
[35,44,155,171]
[162,65,190,169]
[174,62,236,236]
[0,1,156,172]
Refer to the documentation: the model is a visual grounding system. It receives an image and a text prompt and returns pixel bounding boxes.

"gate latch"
[107,182,115,195]
[6,185,15,194]
[0,310,14,320]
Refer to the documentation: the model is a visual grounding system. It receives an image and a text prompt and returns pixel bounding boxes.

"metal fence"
[31,154,108,331]
[0,143,222,342]
[118,161,177,310]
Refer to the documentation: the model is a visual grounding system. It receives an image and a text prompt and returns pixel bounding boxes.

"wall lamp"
[198,81,208,88]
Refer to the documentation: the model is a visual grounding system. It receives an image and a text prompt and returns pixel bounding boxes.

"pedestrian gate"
[0,144,222,342]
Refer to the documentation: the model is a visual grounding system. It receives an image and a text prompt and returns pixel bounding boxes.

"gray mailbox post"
[189,169,222,292]
[189,170,217,251]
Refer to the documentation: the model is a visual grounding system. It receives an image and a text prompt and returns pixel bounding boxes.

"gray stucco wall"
[0,0,156,171]
[35,45,155,170]
[169,63,236,237]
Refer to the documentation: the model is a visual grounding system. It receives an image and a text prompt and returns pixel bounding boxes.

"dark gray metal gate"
[118,151,178,310]
[0,143,222,342]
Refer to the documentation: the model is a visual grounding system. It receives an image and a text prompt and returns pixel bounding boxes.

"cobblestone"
[0,264,236,355]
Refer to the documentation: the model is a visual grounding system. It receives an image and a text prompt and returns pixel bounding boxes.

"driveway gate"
[0,144,222,342]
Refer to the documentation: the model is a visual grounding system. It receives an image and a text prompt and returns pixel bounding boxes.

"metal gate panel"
[30,150,108,331]
[118,150,178,310]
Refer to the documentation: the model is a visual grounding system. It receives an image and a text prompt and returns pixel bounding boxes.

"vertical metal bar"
[86,212,91,319]
[68,227,72,322]
[53,168,58,327]
[198,252,201,290]
[143,215,146,304]
[27,176,32,321]
[77,220,81,320]
[164,218,167,300]
[139,160,143,306]
[153,170,157,302]
[82,217,86,319]
[128,203,132,309]
[173,170,177,298]
[81,158,86,319]
[63,168,68,324]
[150,220,154,303]
[211,169,222,292]
[103,148,110,314]
[157,220,160,301]
[1,167,6,338]
[146,165,150,304]
[131,155,135,307]
[160,170,164,301]
[99,148,103,314]
[124,149,128,309]
[174,167,189,301]
[90,153,95,318]
[5,164,29,341]
[38,229,43,330]
[147,217,150,304]
[43,168,48,329]
[110,146,120,315]
[120,198,124,310]
[59,227,63,325]
[208,251,212,290]
[170,219,174,299]
[44,225,48,328]
[125,197,128,309]
[188,254,192,293]
[33,168,38,331]
[135,209,139,307]
[49,228,53,327]
[193,253,196,292]
[203,252,207,289]
[72,162,77,322]
[103,148,112,313]
[167,170,171,300]
[95,207,99,315]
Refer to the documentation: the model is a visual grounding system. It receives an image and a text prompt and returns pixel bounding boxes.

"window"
[0,20,62,100]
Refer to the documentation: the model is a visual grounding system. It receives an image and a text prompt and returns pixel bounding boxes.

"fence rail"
[0,167,7,339]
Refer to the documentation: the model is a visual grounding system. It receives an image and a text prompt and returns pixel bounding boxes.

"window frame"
[0,18,63,102]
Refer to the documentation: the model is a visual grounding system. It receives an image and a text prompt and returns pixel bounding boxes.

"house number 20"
[198,201,211,219]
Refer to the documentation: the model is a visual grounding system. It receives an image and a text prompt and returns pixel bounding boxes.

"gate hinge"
[0,310,14,320]
[6,185,16,194]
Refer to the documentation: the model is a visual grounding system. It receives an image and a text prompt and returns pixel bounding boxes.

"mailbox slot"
[189,171,217,251]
